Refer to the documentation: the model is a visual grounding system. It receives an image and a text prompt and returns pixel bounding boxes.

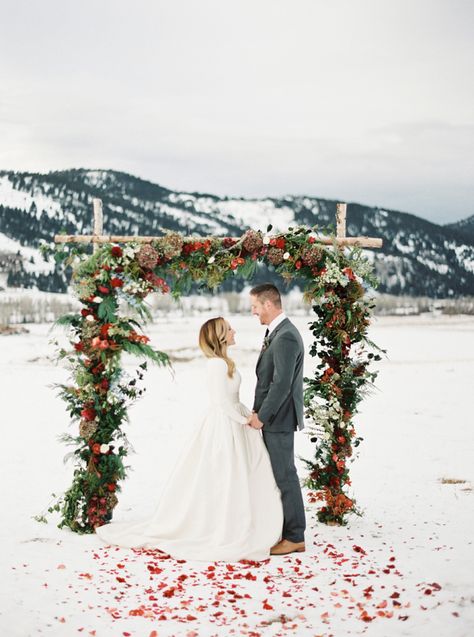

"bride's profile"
[95,316,283,561]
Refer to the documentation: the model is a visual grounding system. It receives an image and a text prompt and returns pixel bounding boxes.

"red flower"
[100,323,112,337]
[106,483,116,492]
[230,257,245,270]
[91,336,109,350]
[295,260,302,269]
[111,246,122,258]
[91,363,105,375]
[275,237,286,249]
[80,308,91,317]
[128,330,150,344]
[308,236,316,244]
[92,443,101,454]
[100,379,109,390]
[110,277,123,288]
[81,407,96,421]
[343,267,356,281]
[97,285,110,295]
[114,266,124,273]
[74,342,84,351]
[102,265,111,271]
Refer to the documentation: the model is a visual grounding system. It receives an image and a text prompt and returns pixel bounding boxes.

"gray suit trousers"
[263,430,306,543]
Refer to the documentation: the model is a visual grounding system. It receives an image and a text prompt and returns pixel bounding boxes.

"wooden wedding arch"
[47,200,383,532]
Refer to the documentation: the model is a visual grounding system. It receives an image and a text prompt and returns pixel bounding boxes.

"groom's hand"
[248,412,264,429]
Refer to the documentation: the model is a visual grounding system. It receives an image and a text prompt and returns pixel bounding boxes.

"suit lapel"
[256,318,290,370]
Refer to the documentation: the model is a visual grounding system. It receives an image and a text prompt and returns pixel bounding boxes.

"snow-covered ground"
[1,315,473,636]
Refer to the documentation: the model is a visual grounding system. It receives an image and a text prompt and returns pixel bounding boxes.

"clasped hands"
[246,411,264,429]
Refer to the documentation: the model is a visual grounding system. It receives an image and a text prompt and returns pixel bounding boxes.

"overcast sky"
[0,0,472,223]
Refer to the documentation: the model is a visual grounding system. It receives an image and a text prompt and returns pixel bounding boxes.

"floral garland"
[41,226,382,532]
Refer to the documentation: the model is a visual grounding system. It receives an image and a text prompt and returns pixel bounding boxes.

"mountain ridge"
[0,168,473,297]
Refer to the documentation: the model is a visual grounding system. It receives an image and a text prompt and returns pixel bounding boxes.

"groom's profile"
[249,283,306,555]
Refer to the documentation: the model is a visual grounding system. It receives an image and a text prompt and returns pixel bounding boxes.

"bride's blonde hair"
[199,317,236,378]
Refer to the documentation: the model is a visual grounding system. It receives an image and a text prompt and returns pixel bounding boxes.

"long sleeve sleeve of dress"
[206,358,250,425]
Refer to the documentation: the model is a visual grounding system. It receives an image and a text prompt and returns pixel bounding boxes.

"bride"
[95,317,283,561]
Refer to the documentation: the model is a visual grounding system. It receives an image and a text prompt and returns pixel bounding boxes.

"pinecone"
[137,244,159,269]
[161,232,184,259]
[242,230,263,253]
[267,247,285,265]
[79,419,97,439]
[301,245,323,267]
[106,493,119,510]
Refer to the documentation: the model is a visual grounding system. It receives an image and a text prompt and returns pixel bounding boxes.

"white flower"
[123,245,139,259]
[85,315,95,322]
[340,421,347,429]
[208,256,215,264]
[263,236,270,245]
[92,296,103,303]
[100,443,110,454]
[323,432,331,440]
[283,252,290,260]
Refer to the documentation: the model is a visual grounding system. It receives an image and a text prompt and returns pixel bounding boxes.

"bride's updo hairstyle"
[199,317,236,378]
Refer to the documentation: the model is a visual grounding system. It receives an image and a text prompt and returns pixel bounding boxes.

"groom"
[248,283,306,555]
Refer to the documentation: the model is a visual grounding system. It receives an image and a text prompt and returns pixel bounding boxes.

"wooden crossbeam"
[54,200,383,249]
[54,233,382,248]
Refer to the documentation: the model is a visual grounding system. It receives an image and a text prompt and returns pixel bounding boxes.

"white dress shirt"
[267,312,287,336]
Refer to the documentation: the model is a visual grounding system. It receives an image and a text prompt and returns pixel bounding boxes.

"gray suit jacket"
[253,317,305,432]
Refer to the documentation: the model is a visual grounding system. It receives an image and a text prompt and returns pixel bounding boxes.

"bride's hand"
[248,412,264,429]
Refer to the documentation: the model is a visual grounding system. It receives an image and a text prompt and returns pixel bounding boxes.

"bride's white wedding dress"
[95,357,283,561]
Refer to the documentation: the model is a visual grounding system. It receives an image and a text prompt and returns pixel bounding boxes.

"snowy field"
[1,314,473,637]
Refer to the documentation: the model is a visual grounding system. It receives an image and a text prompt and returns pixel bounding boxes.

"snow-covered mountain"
[0,168,473,297]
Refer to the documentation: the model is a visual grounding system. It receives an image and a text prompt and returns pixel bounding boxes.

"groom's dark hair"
[250,283,282,308]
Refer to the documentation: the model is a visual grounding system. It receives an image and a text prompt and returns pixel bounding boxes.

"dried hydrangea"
[301,245,323,267]
[242,230,263,253]
[137,244,159,269]
[161,232,184,259]
[79,419,97,439]
[266,247,285,265]
[74,278,97,301]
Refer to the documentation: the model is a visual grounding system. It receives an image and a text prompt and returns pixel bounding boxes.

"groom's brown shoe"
[270,539,305,556]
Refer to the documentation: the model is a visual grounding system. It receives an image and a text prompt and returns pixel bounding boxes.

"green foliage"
[97,296,117,322]
[52,314,81,329]
[121,340,170,366]
[44,227,382,532]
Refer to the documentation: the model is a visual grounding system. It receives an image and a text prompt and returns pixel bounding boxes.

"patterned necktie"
[261,328,270,352]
